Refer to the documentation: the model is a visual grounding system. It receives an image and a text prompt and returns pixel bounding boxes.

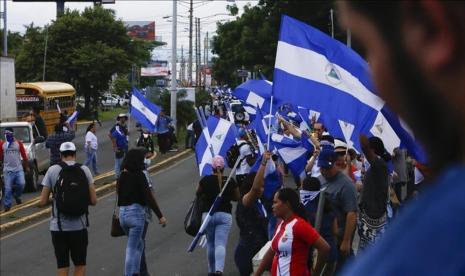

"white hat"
[334,139,348,153]
[59,142,76,152]
[117,113,128,119]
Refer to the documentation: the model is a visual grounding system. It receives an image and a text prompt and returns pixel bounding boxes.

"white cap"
[59,142,76,152]
[117,113,128,119]
[334,139,348,152]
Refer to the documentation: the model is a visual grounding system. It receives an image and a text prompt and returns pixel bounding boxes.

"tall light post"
[2,0,7,56]
[170,0,177,130]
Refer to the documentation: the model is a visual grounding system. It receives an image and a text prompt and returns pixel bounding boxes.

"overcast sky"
[2,0,259,60]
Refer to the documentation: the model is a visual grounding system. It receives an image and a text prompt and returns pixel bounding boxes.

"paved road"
[17,116,150,203]
[0,155,242,276]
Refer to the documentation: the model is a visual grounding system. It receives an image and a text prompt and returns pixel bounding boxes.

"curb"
[0,149,192,233]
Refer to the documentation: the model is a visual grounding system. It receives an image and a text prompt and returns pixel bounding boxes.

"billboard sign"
[125,21,155,41]
[141,60,169,77]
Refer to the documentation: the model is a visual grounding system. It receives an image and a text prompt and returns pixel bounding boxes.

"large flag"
[271,133,310,179]
[130,87,161,132]
[195,116,237,176]
[273,15,426,162]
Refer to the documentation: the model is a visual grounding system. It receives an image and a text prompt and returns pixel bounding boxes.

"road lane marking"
[0,153,193,239]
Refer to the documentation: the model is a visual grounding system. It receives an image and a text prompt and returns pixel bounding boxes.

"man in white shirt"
[84,123,99,175]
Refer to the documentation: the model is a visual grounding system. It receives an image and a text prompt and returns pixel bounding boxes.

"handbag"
[111,181,125,237]
[184,195,203,237]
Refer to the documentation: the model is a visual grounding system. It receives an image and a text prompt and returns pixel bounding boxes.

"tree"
[149,89,196,128]
[112,74,131,96]
[13,6,155,114]
[211,1,347,86]
[0,30,24,58]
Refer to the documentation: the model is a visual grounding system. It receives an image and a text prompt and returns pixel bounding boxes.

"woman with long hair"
[196,155,240,276]
[255,188,330,276]
[84,123,99,175]
[118,149,167,276]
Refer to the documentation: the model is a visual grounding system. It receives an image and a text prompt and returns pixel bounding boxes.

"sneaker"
[169,148,178,152]
[15,197,22,205]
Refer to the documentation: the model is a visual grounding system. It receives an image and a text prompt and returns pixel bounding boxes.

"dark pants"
[234,235,267,276]
[157,132,170,153]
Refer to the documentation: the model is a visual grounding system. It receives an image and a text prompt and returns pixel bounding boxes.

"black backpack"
[226,142,251,168]
[53,162,90,231]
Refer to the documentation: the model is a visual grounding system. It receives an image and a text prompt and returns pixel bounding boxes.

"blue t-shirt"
[342,165,465,275]
[110,124,128,150]
[156,116,172,134]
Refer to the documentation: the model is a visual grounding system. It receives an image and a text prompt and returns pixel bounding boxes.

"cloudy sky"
[2,0,259,60]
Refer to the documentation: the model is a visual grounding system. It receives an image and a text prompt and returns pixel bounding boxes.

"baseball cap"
[59,142,76,152]
[318,147,336,169]
[212,155,225,169]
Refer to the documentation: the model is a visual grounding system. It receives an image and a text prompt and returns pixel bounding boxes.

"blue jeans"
[84,149,98,175]
[3,170,25,208]
[120,204,146,276]
[115,157,123,178]
[203,212,232,273]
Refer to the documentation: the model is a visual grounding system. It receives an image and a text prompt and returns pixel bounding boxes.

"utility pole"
[57,0,65,17]
[42,26,48,81]
[180,45,185,85]
[2,0,7,56]
[347,28,352,48]
[188,0,193,86]
[170,0,177,130]
[194,17,198,88]
[197,17,201,87]
[205,31,209,66]
[330,8,334,38]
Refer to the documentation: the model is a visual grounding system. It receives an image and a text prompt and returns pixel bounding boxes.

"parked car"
[101,94,120,110]
[0,122,48,192]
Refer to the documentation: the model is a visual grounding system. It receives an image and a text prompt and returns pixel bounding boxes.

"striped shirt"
[271,215,320,276]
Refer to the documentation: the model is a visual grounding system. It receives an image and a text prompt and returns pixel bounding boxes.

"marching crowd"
[1,1,464,276]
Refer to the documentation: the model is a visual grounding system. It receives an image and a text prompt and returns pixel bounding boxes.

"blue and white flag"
[273,15,426,162]
[195,116,237,176]
[131,87,161,132]
[271,133,309,179]
[66,111,78,128]
[233,79,273,113]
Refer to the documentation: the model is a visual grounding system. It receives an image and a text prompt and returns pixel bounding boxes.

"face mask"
[143,133,149,139]
[144,158,151,168]
[63,126,69,132]
[5,133,14,143]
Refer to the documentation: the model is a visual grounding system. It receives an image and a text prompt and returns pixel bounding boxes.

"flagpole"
[188,156,242,252]
[266,96,274,150]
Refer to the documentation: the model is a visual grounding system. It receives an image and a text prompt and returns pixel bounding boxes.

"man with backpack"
[39,142,97,276]
[232,128,256,195]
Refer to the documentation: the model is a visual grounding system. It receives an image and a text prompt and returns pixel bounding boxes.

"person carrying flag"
[196,155,239,275]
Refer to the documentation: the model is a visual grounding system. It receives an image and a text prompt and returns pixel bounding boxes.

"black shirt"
[197,175,237,214]
[34,115,48,138]
[361,156,389,218]
[117,170,163,218]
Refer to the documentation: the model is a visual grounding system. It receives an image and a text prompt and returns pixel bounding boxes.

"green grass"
[99,107,129,122]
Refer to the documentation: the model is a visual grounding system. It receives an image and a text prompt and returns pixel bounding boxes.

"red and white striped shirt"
[271,215,320,276]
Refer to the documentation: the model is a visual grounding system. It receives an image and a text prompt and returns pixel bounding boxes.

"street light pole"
[42,26,48,81]
[170,0,177,130]
[3,0,7,56]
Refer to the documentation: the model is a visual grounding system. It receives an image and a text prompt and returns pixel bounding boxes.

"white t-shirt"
[236,140,252,175]
[85,131,98,150]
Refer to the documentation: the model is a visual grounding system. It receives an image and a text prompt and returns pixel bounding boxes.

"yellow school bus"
[16,82,76,135]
